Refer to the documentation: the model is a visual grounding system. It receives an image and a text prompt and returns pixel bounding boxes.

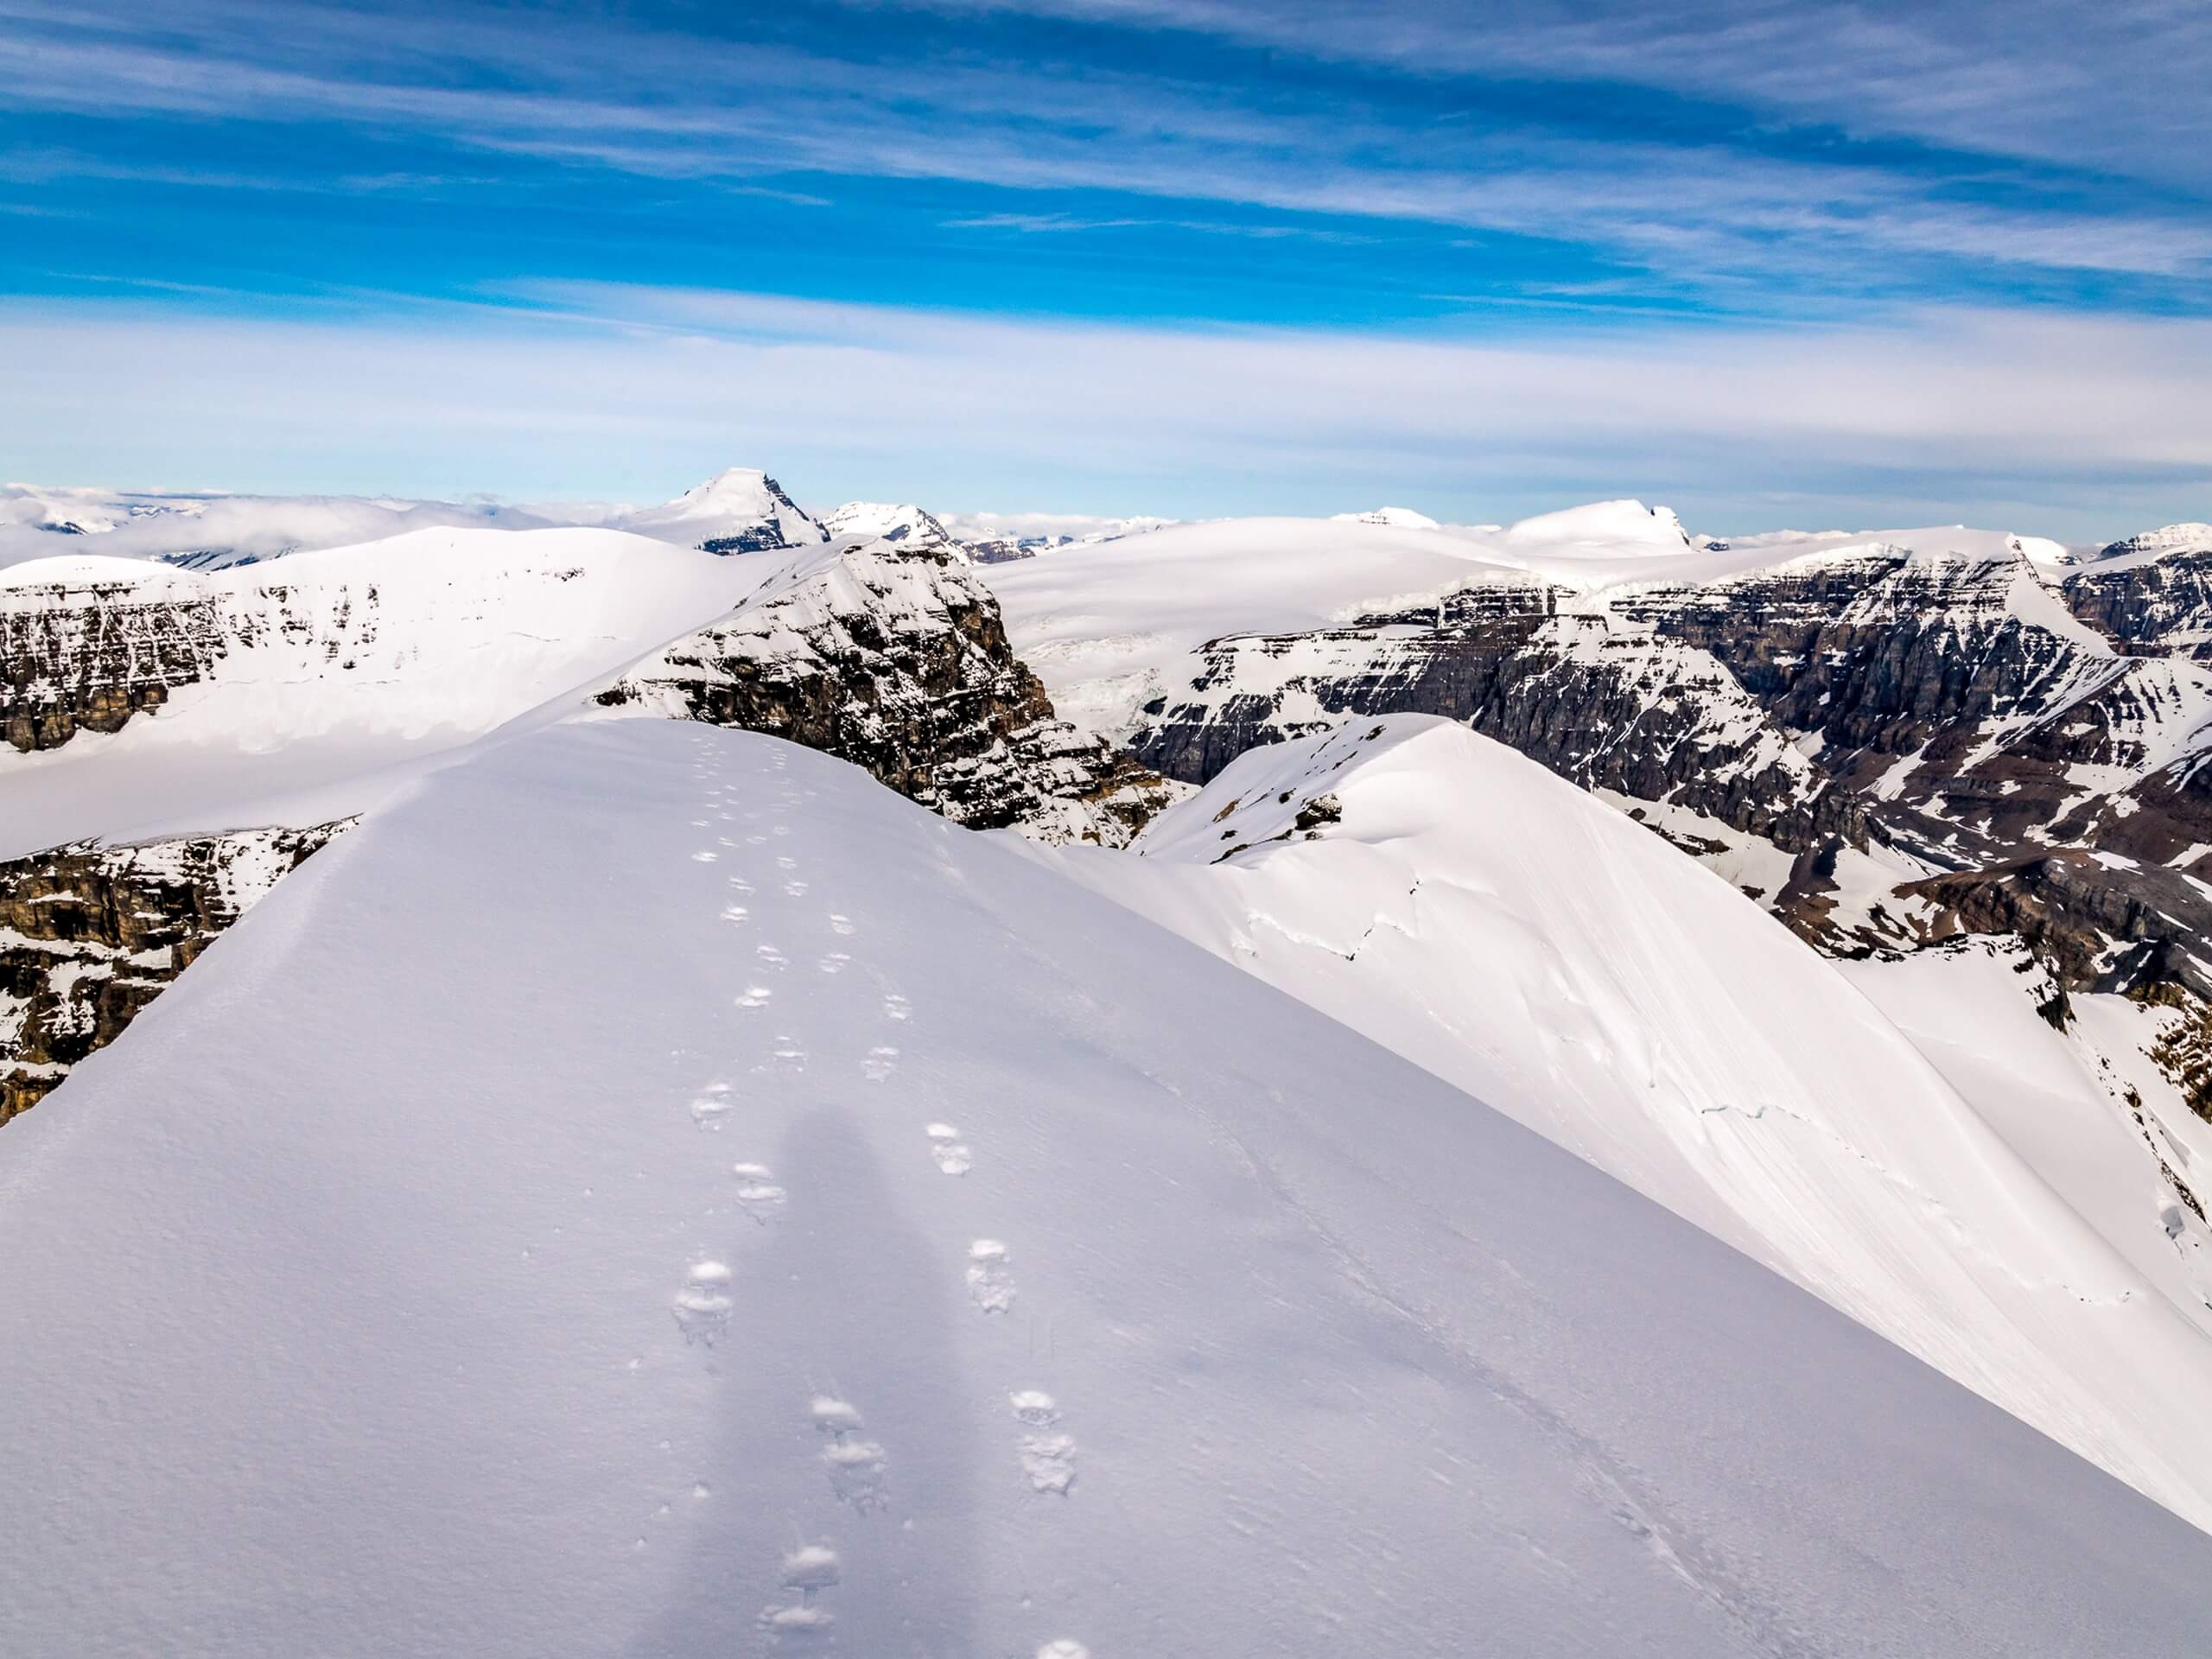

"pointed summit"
[614,467,829,555]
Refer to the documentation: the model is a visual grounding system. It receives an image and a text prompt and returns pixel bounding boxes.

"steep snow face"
[817,500,960,554]
[1841,938,2212,1336]
[1051,715,2212,1529]
[613,467,828,554]
[0,483,560,571]
[2,717,2208,1656]
[0,526,747,856]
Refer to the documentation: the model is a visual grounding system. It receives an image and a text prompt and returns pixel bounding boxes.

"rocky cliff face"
[601,538,1180,846]
[2,822,348,1121]
[2060,529,2212,660]
[1127,539,2212,998]
[2,569,229,751]
[1133,593,1861,858]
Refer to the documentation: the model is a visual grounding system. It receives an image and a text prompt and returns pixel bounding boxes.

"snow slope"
[1843,938,2212,1332]
[0,526,750,856]
[1,716,2208,1656]
[981,516,1535,733]
[1047,715,2212,1528]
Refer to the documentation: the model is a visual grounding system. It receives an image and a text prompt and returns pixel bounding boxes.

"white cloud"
[1,288,2205,540]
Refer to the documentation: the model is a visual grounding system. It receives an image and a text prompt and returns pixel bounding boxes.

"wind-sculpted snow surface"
[1049,715,2212,1529]
[0,719,2208,1657]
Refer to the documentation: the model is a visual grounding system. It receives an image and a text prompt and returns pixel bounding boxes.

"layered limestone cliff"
[600,537,1180,846]
[2,823,349,1121]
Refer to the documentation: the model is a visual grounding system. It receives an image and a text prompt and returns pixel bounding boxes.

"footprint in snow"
[828,913,856,937]
[673,1260,734,1344]
[1037,1643,1090,1659]
[732,1162,786,1219]
[728,875,755,894]
[883,994,912,1022]
[1012,1392,1077,1495]
[721,904,750,925]
[776,855,798,871]
[760,1542,841,1631]
[756,943,787,969]
[817,952,850,975]
[925,1124,971,1176]
[812,1395,888,1511]
[690,850,719,863]
[966,1240,1015,1314]
[862,1046,899,1083]
[690,1083,734,1129]
[772,1038,807,1071]
[784,880,810,899]
[759,1603,834,1639]
[735,986,773,1009]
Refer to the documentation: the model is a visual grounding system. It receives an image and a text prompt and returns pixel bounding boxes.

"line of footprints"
[675,741,1088,1657]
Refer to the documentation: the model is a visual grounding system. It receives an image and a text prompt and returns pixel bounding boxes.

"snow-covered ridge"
[3,717,2208,1656]
[1330,505,1441,529]
[1058,715,2212,1529]
[818,500,958,552]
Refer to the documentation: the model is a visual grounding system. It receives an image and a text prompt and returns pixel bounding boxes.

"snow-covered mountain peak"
[1330,505,1441,529]
[1502,498,1693,553]
[818,499,960,553]
[2094,523,2212,569]
[613,467,828,555]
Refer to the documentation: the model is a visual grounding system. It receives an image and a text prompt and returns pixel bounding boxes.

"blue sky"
[2,0,2209,536]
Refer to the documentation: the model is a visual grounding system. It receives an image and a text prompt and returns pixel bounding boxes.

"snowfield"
[2,718,2209,1656]
[1047,715,2212,1529]
[0,525,753,857]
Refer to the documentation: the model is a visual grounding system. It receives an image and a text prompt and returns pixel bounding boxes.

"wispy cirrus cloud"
[1,0,2205,305]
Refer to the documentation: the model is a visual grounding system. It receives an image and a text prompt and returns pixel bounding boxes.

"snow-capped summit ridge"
[613,467,828,555]
[1503,498,1693,552]
[2097,523,2212,563]
[819,500,958,552]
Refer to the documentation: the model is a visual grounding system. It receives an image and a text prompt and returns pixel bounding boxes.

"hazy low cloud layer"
[5,289,2205,540]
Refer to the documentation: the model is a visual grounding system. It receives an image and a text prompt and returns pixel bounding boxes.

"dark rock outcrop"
[2,822,349,1122]
[601,539,1180,845]
[1122,538,2212,995]
[2,572,228,752]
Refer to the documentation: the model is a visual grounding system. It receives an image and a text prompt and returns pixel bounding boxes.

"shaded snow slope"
[1048,715,2212,1528]
[0,526,748,856]
[2,718,2208,1656]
